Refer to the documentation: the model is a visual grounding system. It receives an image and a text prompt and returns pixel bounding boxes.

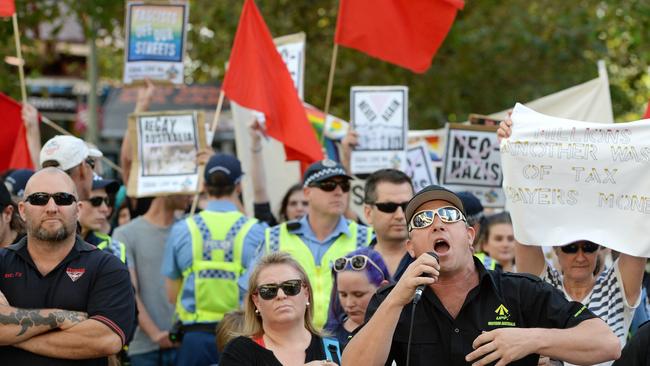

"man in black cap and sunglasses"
[78,175,126,263]
[343,184,620,366]
[0,167,135,365]
[260,159,373,329]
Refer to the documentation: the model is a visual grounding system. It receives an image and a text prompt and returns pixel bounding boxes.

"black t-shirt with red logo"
[0,236,136,365]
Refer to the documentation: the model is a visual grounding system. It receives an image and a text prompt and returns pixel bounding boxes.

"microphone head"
[427,251,439,262]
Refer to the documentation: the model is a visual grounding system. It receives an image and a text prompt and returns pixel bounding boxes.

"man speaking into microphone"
[342,185,620,366]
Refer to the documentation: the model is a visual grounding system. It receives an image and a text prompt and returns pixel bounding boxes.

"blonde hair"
[242,252,319,337]
[216,310,245,352]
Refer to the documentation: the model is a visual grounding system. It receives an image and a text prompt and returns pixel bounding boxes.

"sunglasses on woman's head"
[310,180,351,193]
[25,192,77,206]
[85,157,96,170]
[255,279,304,300]
[371,201,409,213]
[333,255,385,279]
[408,206,465,231]
[87,196,110,207]
[560,242,600,254]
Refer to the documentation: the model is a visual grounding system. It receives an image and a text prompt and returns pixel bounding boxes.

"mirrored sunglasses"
[255,279,304,300]
[25,192,77,206]
[560,242,600,254]
[372,201,409,213]
[333,255,385,280]
[409,206,465,231]
[310,180,351,193]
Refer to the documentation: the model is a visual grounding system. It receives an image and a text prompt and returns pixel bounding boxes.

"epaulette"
[501,271,542,282]
[286,220,301,232]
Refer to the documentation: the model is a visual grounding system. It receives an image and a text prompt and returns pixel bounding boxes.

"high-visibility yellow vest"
[94,231,126,263]
[177,211,257,323]
[474,252,497,270]
[264,220,373,329]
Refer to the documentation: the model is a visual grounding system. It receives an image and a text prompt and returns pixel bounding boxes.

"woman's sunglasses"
[409,206,465,231]
[333,255,385,279]
[310,180,351,193]
[560,242,600,254]
[87,196,111,207]
[25,192,77,206]
[255,279,304,300]
[371,201,409,213]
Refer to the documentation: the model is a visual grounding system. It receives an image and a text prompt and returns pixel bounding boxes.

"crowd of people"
[1,93,649,366]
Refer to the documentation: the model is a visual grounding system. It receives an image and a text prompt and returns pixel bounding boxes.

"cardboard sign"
[502,103,650,256]
[127,110,205,197]
[405,142,438,193]
[124,1,189,85]
[442,123,505,207]
[274,32,306,100]
[350,86,408,174]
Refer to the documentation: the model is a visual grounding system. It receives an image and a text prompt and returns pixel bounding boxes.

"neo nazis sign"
[442,124,502,187]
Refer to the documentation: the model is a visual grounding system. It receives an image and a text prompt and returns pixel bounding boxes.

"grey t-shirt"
[113,216,176,356]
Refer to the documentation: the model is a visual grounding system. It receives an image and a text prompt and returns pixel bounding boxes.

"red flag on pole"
[0,0,15,17]
[222,0,323,164]
[643,100,650,119]
[0,93,34,171]
[335,0,464,73]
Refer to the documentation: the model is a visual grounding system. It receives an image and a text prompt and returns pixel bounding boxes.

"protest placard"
[274,32,306,100]
[442,123,505,207]
[350,86,408,174]
[124,1,189,85]
[405,142,438,193]
[501,103,650,256]
[127,110,205,197]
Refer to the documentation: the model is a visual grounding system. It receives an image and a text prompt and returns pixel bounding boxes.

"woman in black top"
[220,252,338,366]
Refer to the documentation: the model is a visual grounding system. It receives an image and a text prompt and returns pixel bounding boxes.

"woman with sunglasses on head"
[324,247,389,350]
[220,252,340,366]
[499,117,646,365]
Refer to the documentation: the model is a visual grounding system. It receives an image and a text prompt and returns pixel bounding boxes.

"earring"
[255,308,260,314]
[306,301,310,306]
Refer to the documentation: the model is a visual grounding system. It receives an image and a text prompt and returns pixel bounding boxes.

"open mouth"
[434,239,450,254]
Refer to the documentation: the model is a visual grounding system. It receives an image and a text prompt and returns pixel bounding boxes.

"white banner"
[350,86,408,174]
[274,32,306,100]
[501,103,650,257]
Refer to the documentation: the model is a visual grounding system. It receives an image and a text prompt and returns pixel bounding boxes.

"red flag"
[223,0,323,164]
[643,100,650,119]
[0,93,34,171]
[0,0,15,17]
[335,0,464,73]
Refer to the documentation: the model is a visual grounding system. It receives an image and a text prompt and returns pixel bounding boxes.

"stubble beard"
[29,221,74,243]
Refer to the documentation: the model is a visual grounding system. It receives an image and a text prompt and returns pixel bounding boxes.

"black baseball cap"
[204,154,243,184]
[404,184,466,223]
[91,174,120,195]
[4,169,34,198]
[0,182,12,208]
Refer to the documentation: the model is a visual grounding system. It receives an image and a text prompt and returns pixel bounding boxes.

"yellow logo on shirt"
[488,304,516,327]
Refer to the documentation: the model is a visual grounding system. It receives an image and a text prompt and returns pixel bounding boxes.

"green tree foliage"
[1,0,648,129]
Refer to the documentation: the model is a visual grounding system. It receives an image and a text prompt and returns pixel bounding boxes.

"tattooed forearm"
[0,308,87,337]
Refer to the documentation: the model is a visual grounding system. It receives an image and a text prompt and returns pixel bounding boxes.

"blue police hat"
[302,159,351,187]
[4,169,34,199]
[204,154,243,184]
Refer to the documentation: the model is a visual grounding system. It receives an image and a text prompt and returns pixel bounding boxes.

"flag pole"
[189,89,225,216]
[11,13,27,104]
[322,43,339,146]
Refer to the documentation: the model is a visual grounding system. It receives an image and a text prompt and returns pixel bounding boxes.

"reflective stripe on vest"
[95,232,126,263]
[264,220,373,329]
[177,211,257,323]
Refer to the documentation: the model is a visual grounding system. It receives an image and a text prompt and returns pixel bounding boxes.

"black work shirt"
[362,257,597,366]
[613,320,650,366]
[0,236,136,366]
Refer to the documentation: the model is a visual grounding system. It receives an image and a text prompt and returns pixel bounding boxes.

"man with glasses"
[363,169,414,280]
[260,159,373,329]
[0,168,135,364]
[79,175,126,263]
[40,135,102,201]
[343,184,621,366]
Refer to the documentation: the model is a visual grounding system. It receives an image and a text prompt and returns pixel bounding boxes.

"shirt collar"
[473,255,499,292]
[206,199,239,212]
[8,235,96,271]
[297,214,351,238]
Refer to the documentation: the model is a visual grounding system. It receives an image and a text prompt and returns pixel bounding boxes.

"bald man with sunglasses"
[257,159,374,329]
[0,168,135,365]
[343,184,620,366]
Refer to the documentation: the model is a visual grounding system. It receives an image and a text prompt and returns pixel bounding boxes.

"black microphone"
[413,252,439,304]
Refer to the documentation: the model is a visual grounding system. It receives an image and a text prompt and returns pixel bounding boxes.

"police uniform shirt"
[0,236,136,366]
[361,257,597,366]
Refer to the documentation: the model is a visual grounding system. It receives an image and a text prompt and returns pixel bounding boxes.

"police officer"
[79,175,126,263]
[262,159,373,329]
[162,153,266,366]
